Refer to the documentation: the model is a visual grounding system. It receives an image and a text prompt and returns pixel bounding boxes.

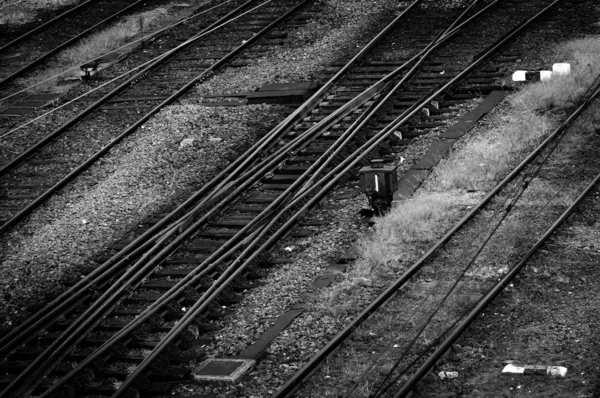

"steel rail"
[270,0,505,217]
[110,5,541,388]
[0,0,258,236]
[271,1,564,396]
[0,0,296,355]
[230,0,500,193]
[0,199,198,359]
[297,0,494,193]
[0,1,313,397]
[0,0,404,238]
[397,177,600,394]
[393,107,600,398]
[4,3,426,392]
[3,185,246,395]
[204,0,425,197]
[109,2,324,392]
[220,9,475,216]
[0,0,147,89]
[69,0,425,244]
[55,3,493,391]
[0,3,276,394]
[0,0,95,53]
[3,0,440,392]
[50,2,510,395]
[34,14,450,384]
[23,0,428,354]
[49,1,564,396]
[0,0,254,177]
[0,0,231,109]
[0,0,276,394]
[291,0,560,211]
[38,226,267,397]
[79,2,446,394]
[108,14,481,394]
[387,77,600,397]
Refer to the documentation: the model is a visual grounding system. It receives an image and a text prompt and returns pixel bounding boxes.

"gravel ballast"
[0,0,406,330]
[0,103,285,327]
[2,1,599,397]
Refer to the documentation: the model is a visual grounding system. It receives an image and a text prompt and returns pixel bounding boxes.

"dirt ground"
[415,109,600,398]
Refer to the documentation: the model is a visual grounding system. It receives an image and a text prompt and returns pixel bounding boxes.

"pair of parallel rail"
[0,0,586,397]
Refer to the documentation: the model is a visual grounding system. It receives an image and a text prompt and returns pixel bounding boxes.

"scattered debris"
[502,364,568,377]
[438,370,459,380]
[180,138,195,147]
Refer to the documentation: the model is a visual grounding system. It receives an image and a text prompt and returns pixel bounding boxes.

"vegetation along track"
[0,0,571,397]
[0,0,95,49]
[0,0,156,90]
[271,2,600,398]
[0,0,311,236]
[281,71,600,398]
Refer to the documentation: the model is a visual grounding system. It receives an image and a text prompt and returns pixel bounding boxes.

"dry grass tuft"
[433,38,600,193]
[60,8,169,65]
[319,193,459,311]
[511,37,600,112]
[326,37,600,306]
[16,7,170,90]
[355,193,456,280]
[0,0,79,25]
[358,193,457,267]
[432,111,550,192]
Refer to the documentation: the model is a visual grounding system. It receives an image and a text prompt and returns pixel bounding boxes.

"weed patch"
[511,37,600,112]
[16,7,171,90]
[325,36,600,313]
[0,0,79,25]
[432,111,550,192]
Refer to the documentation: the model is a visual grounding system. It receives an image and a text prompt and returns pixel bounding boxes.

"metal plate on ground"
[393,169,430,204]
[193,358,256,384]
[441,90,506,139]
[410,139,456,170]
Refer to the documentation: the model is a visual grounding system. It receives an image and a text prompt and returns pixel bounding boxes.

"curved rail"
[0,0,555,396]
[0,0,492,394]
[0,0,257,236]
[271,0,564,396]
[0,0,426,393]
[0,0,424,382]
[0,1,314,396]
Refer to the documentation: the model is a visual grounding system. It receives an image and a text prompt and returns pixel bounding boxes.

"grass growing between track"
[0,0,79,25]
[324,36,600,306]
[16,7,172,91]
[306,36,600,398]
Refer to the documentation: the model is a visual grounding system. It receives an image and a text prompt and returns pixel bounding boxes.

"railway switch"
[80,61,99,80]
[359,159,398,215]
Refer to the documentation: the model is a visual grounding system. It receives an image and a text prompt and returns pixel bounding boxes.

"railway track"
[0,0,237,136]
[265,0,600,396]
[0,0,311,236]
[0,0,317,396]
[363,78,600,398]
[0,0,96,49]
[0,0,576,396]
[0,0,159,91]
